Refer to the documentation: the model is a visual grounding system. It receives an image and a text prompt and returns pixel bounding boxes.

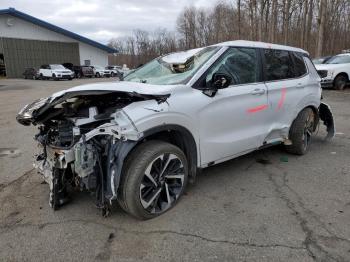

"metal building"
[0,8,117,78]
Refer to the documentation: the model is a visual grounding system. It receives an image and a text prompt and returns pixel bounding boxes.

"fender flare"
[141,124,199,182]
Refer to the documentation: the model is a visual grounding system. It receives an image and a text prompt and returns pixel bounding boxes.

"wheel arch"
[292,105,319,132]
[334,72,349,81]
[135,124,199,182]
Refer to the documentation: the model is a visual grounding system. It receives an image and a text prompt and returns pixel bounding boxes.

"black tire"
[76,72,81,78]
[96,72,100,78]
[334,75,347,90]
[53,74,59,81]
[118,140,188,220]
[111,72,115,77]
[285,108,315,155]
[39,73,44,80]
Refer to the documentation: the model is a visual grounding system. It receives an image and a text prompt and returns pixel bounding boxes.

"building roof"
[0,8,117,53]
[215,40,308,55]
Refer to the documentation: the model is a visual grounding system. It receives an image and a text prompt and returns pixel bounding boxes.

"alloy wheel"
[139,153,185,214]
[302,112,314,150]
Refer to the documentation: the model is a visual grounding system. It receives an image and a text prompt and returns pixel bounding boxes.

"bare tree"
[109,0,350,67]
[316,0,327,57]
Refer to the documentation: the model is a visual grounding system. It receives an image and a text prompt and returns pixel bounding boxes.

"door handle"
[296,83,305,88]
[251,88,265,95]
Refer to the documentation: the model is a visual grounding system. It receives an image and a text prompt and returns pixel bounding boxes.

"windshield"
[326,55,350,64]
[312,58,324,64]
[94,66,104,70]
[124,47,220,85]
[51,64,66,70]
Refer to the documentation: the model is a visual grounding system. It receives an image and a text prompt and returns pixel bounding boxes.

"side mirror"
[211,73,232,89]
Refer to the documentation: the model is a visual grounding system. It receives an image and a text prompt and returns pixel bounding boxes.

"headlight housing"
[327,70,334,78]
[16,97,49,125]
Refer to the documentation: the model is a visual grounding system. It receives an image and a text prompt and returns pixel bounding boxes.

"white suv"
[91,65,111,78]
[38,64,74,80]
[315,53,350,90]
[17,41,335,219]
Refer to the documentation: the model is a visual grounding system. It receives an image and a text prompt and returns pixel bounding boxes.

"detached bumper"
[319,102,335,140]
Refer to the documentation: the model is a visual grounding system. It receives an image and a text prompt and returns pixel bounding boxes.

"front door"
[195,47,270,165]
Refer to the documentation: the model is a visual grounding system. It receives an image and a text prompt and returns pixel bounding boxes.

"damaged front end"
[17,89,168,216]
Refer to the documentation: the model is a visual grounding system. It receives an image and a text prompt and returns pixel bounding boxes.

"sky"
[0,0,214,44]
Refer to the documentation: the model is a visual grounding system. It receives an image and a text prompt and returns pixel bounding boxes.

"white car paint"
[315,53,350,88]
[91,65,111,77]
[38,64,74,79]
[36,41,322,167]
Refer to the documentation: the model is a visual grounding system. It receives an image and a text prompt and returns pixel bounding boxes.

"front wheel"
[118,141,188,220]
[285,108,315,155]
[334,75,347,90]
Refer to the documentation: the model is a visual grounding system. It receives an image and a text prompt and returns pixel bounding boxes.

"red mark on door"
[247,104,268,114]
[277,87,287,111]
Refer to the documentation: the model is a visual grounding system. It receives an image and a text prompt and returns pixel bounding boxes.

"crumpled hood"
[50,81,181,101]
[16,81,181,126]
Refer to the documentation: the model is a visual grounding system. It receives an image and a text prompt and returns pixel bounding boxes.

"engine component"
[74,141,97,178]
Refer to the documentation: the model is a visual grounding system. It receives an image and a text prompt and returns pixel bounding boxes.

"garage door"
[1,37,80,78]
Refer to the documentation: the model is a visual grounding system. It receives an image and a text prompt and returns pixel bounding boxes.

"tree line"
[108,0,350,68]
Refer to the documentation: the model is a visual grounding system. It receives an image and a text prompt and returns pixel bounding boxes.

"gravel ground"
[0,78,349,261]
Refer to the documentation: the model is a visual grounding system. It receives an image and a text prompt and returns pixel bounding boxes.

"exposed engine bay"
[17,90,169,216]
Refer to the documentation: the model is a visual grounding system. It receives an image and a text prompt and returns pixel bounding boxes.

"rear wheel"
[285,108,315,155]
[118,141,188,220]
[96,72,100,78]
[334,75,347,90]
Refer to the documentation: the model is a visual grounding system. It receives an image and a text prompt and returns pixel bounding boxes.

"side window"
[264,49,294,81]
[291,52,307,77]
[205,47,259,86]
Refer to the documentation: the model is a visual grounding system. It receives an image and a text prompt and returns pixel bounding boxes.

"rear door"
[262,49,311,142]
[196,47,270,165]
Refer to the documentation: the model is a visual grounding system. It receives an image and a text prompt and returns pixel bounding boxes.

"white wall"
[79,42,108,66]
[0,14,110,66]
[0,14,74,42]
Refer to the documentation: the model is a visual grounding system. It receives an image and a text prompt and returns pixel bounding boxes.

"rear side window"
[291,52,307,77]
[264,50,294,81]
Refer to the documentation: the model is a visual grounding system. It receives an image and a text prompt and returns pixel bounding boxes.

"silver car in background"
[16,40,335,219]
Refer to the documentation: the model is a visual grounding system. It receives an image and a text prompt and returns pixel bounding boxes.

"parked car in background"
[72,66,94,78]
[38,64,74,80]
[17,41,335,219]
[312,56,333,65]
[23,68,39,80]
[91,65,111,78]
[106,65,123,78]
[62,63,74,71]
[315,53,350,90]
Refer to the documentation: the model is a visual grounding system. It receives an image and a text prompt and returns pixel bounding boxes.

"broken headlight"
[16,97,50,125]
